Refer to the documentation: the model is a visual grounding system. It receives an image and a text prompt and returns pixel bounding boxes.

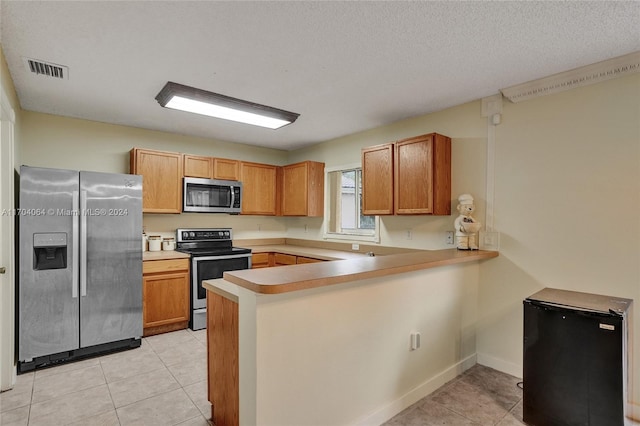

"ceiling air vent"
[501,51,640,103]
[22,57,69,79]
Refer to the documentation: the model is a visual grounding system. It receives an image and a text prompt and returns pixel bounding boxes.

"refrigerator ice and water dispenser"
[33,232,67,270]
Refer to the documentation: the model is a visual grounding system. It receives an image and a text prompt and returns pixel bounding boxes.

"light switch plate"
[479,231,500,251]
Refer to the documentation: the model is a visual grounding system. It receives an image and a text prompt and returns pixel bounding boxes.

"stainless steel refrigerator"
[18,166,143,372]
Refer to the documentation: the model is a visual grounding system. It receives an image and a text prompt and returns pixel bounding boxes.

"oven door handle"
[192,253,252,262]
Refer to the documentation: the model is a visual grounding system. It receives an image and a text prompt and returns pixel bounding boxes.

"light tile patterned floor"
[3,331,639,425]
[0,328,210,426]
[383,364,524,426]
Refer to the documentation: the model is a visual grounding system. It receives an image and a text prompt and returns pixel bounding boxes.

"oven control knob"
[182,231,189,239]
[189,232,195,238]
[219,231,223,236]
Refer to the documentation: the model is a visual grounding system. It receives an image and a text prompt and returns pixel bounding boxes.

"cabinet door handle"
[0,267,5,274]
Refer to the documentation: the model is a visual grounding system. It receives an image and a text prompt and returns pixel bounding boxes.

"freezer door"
[523,301,624,425]
[79,171,142,348]
[18,166,80,361]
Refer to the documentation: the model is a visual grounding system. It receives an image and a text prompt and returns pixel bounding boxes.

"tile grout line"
[26,373,34,426]
[99,358,123,426]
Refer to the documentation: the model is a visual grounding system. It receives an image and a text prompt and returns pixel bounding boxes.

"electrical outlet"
[304,224,308,233]
[445,231,454,245]
[351,243,359,251]
[406,229,412,240]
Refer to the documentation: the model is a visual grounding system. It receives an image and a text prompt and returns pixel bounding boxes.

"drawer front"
[274,253,296,265]
[252,252,271,268]
[143,258,190,274]
[296,256,323,264]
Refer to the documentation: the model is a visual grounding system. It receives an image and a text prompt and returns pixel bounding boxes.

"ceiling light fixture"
[155,82,300,129]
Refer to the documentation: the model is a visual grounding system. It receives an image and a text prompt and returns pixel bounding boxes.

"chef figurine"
[454,193,482,250]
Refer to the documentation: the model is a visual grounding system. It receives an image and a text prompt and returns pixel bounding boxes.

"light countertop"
[207,248,498,295]
[143,250,190,261]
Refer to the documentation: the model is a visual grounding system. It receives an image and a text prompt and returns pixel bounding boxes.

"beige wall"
[1,44,21,164]
[12,48,640,415]
[477,73,640,413]
[0,44,22,390]
[290,73,640,413]
[287,100,488,250]
[238,263,480,425]
[19,111,290,238]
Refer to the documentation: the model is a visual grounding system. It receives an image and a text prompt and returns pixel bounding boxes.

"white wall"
[477,73,640,414]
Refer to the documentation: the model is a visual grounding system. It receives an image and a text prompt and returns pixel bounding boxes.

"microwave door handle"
[230,186,235,208]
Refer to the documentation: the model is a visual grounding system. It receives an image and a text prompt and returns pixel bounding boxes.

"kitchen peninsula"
[203,247,498,426]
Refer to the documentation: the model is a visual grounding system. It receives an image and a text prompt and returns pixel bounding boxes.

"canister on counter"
[148,235,162,252]
[162,237,175,251]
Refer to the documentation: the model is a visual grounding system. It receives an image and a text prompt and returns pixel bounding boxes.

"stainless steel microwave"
[183,177,242,214]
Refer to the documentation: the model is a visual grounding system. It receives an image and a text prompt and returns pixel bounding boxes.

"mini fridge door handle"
[72,190,79,299]
[80,190,87,297]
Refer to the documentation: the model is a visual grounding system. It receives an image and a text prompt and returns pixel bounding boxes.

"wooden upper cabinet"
[183,155,212,178]
[361,133,451,216]
[213,158,240,180]
[184,155,240,181]
[130,148,183,213]
[281,161,325,217]
[362,143,394,215]
[239,161,278,215]
[394,133,451,215]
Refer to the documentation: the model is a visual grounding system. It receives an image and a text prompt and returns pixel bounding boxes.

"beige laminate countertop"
[143,250,191,261]
[217,249,498,295]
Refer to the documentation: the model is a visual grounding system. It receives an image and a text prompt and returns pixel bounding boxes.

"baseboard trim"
[354,354,477,425]
[476,352,522,379]
[628,401,640,422]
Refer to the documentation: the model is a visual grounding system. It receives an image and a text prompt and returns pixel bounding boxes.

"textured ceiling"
[1,1,639,151]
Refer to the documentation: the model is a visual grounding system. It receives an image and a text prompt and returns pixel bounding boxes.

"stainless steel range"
[176,228,251,330]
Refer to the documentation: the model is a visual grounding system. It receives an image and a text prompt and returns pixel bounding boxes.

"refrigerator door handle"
[72,190,79,299]
[80,190,87,297]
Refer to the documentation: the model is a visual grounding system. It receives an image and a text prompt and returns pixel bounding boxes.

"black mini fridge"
[523,288,633,426]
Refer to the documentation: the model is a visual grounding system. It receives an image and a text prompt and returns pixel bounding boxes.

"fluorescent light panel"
[155,82,299,129]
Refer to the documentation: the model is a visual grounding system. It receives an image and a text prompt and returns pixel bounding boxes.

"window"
[325,166,379,242]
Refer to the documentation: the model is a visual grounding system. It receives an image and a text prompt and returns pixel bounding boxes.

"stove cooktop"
[175,228,251,257]
[176,246,252,257]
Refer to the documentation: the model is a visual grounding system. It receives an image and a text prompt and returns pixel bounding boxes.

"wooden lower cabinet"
[251,252,271,268]
[296,256,323,264]
[273,253,296,266]
[142,259,190,336]
[207,292,239,426]
[251,252,325,268]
